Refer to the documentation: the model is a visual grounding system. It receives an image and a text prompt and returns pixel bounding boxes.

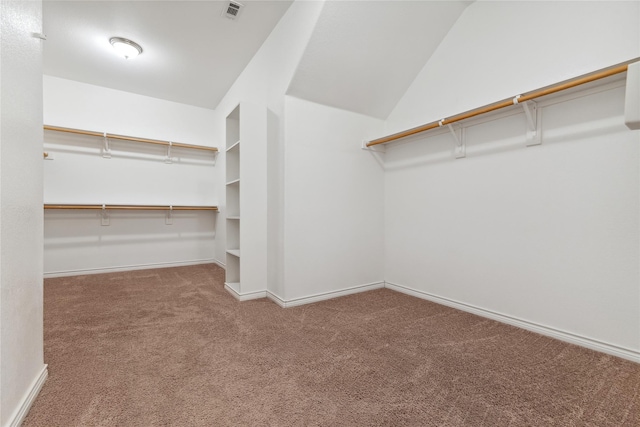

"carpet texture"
[24,264,639,426]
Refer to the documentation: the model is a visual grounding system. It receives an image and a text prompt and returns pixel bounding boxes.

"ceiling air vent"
[223,1,243,20]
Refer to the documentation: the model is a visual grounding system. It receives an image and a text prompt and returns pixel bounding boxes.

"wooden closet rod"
[44,125,219,152]
[367,60,638,147]
[44,204,218,211]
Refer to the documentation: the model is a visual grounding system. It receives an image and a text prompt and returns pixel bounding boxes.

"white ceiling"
[43,0,293,109]
[287,1,472,119]
[43,1,473,117]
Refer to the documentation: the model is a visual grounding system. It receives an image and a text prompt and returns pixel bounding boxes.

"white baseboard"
[63,255,633,362]
[266,291,286,307]
[44,259,218,278]
[226,281,385,308]
[8,364,48,427]
[385,282,640,363]
[224,283,267,301]
[268,282,385,308]
[212,258,225,269]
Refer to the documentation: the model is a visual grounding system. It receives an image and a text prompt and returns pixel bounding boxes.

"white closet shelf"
[227,216,240,220]
[226,179,240,186]
[226,249,240,257]
[226,140,240,151]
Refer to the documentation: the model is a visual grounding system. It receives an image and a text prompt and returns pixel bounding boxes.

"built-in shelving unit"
[226,249,241,257]
[225,106,241,292]
[223,102,268,301]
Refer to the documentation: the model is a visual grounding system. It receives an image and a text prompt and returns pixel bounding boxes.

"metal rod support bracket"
[447,124,465,159]
[101,204,110,226]
[522,101,542,146]
[102,132,112,159]
[166,205,173,225]
[165,141,173,164]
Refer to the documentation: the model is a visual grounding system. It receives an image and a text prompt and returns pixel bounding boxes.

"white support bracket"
[165,206,173,225]
[101,204,110,226]
[447,123,465,159]
[165,142,173,164]
[361,140,386,153]
[514,96,542,146]
[521,100,542,146]
[102,132,112,159]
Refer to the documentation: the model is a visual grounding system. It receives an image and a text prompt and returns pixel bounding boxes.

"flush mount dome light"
[109,37,143,59]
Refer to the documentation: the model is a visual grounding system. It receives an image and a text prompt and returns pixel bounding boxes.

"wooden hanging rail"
[367,60,638,147]
[44,125,219,152]
[44,204,218,211]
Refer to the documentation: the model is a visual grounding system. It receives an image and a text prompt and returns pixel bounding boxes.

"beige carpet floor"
[24,264,639,426]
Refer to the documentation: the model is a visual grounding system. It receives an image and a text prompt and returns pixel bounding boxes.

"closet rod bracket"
[166,206,173,225]
[165,142,174,164]
[446,123,465,159]
[102,132,112,159]
[522,101,542,146]
[101,204,110,226]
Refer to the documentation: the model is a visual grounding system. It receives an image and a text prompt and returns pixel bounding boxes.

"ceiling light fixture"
[109,37,143,59]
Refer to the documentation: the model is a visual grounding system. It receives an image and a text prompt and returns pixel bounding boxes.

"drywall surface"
[44,76,216,145]
[385,81,640,354]
[385,0,640,135]
[42,76,217,275]
[1,0,46,425]
[382,0,640,356]
[283,96,385,300]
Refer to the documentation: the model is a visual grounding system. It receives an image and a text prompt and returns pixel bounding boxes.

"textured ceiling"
[286,1,472,119]
[43,0,293,109]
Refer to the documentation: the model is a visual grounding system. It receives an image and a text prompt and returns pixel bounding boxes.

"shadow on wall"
[44,210,217,248]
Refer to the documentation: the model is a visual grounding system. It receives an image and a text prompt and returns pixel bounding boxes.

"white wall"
[43,76,218,275]
[386,0,640,135]
[283,96,385,301]
[0,0,47,425]
[382,0,640,359]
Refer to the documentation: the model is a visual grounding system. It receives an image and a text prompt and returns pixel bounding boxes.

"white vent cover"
[223,1,243,20]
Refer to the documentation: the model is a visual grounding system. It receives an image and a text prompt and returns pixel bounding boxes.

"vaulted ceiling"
[287,1,472,119]
[43,1,472,116]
